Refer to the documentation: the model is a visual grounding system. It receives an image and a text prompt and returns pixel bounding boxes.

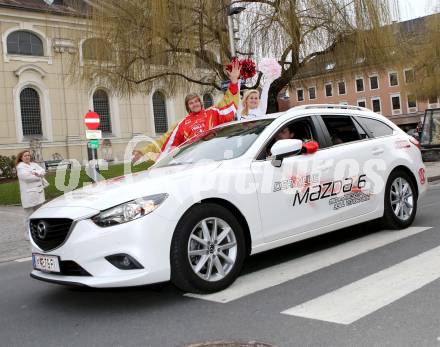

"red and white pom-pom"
[258,58,282,80]
[226,57,257,80]
[240,58,257,79]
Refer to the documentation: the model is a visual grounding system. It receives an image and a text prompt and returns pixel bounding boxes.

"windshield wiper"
[165,162,193,167]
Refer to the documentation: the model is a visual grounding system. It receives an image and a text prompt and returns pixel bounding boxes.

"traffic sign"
[88,139,100,149]
[86,129,102,140]
[84,111,100,130]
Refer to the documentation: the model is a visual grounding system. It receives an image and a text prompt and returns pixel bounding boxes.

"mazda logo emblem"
[36,221,47,239]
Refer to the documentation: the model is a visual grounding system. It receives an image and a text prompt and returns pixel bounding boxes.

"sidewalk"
[1,162,439,263]
[425,161,440,182]
[0,206,30,263]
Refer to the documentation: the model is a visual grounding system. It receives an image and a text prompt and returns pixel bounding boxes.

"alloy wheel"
[390,177,414,221]
[187,217,238,282]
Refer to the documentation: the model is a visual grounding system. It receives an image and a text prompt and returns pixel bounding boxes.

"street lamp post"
[227,6,245,57]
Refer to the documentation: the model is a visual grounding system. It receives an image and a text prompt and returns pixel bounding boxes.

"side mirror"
[270,139,303,167]
[271,139,303,156]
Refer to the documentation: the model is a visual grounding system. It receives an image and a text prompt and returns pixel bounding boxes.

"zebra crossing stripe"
[185,226,431,303]
[15,257,32,262]
[282,243,440,324]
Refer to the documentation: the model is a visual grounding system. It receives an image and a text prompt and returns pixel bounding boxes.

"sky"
[394,0,439,21]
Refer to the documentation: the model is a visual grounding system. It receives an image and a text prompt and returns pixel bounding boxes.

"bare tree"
[72,0,398,111]
[401,13,440,102]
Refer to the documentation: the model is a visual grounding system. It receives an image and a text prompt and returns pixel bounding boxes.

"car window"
[154,119,273,167]
[258,117,319,160]
[321,115,361,145]
[352,117,369,139]
[357,117,394,137]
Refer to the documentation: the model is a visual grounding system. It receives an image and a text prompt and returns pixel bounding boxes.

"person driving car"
[266,126,296,156]
[275,126,295,141]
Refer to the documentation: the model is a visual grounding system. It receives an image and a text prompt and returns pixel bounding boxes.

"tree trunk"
[267,88,280,113]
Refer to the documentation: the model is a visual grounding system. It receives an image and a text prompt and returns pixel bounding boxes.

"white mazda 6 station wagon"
[30,105,427,293]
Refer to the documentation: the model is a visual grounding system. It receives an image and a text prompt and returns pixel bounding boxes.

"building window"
[371,97,381,113]
[337,81,346,95]
[356,77,364,92]
[325,83,333,97]
[203,93,213,108]
[308,87,316,100]
[391,94,401,115]
[369,75,379,90]
[357,99,366,108]
[404,69,415,83]
[428,96,438,109]
[297,89,304,102]
[407,95,417,113]
[7,31,44,56]
[389,72,399,87]
[93,89,112,133]
[83,38,112,61]
[20,87,43,136]
[152,91,168,134]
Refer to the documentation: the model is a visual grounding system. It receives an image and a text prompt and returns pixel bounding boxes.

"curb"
[428,175,440,183]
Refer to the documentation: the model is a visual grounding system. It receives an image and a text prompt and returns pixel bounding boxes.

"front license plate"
[32,253,61,273]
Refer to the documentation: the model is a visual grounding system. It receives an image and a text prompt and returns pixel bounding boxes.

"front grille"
[30,218,73,251]
[59,261,91,276]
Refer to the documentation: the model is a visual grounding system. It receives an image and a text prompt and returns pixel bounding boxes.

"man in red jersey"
[159,61,241,156]
[132,61,241,163]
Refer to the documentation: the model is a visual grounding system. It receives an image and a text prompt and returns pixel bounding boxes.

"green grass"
[0,161,153,206]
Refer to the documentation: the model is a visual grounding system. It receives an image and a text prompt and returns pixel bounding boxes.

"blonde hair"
[241,89,260,117]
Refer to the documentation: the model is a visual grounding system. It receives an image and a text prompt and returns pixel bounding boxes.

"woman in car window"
[237,74,277,120]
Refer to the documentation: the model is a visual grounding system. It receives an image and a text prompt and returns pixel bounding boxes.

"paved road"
[1,184,440,347]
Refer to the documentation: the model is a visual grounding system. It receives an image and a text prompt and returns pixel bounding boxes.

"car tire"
[170,203,246,293]
[381,169,418,229]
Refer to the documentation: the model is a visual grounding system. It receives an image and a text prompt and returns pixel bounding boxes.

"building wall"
[287,67,439,130]
[0,7,214,163]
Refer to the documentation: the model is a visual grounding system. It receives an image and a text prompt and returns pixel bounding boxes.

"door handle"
[372,147,384,155]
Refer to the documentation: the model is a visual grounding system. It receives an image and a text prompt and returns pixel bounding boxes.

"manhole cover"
[183,341,276,347]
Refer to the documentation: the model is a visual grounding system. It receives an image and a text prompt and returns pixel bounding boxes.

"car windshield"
[154,119,274,168]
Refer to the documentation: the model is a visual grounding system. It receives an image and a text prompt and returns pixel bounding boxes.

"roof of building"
[0,0,89,16]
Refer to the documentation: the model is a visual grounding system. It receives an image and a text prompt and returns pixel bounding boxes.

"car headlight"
[91,193,168,227]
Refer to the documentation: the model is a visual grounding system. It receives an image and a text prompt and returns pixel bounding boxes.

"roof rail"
[294,104,370,112]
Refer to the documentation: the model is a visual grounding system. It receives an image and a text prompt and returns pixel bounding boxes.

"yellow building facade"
[0,2,216,163]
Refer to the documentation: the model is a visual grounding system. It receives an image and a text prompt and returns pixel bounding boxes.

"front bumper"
[30,207,178,288]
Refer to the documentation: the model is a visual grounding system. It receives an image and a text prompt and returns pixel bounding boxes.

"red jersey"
[161,83,238,155]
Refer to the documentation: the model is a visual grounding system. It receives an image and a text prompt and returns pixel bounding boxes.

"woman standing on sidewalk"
[15,150,47,240]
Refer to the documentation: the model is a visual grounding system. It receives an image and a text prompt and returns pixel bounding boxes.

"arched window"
[152,91,168,134]
[7,31,44,56]
[83,38,112,61]
[93,89,112,133]
[203,93,214,109]
[20,87,43,136]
